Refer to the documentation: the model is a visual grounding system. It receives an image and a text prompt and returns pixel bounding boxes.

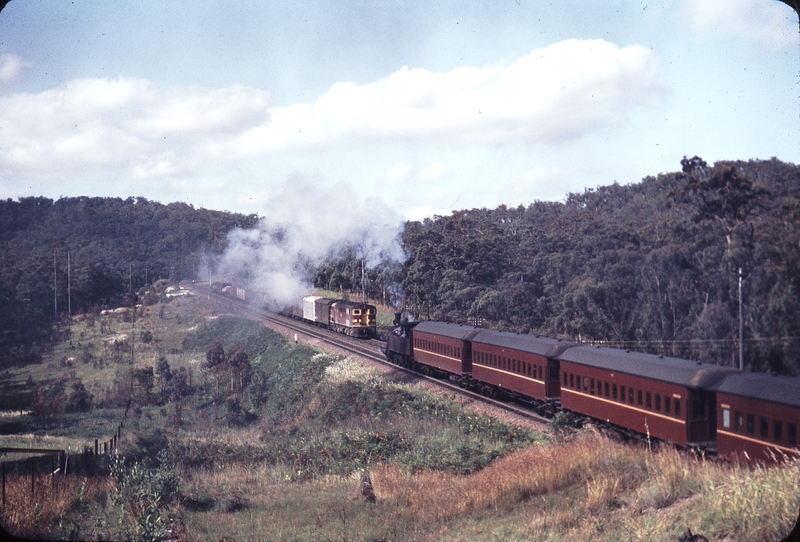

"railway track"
[186,283,553,429]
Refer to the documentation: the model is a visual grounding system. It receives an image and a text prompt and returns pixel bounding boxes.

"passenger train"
[383,318,800,464]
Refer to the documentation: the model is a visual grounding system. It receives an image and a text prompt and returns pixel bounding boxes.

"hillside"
[396,158,800,375]
[0,293,796,541]
[0,196,258,366]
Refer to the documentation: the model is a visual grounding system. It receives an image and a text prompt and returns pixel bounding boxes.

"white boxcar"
[303,296,322,321]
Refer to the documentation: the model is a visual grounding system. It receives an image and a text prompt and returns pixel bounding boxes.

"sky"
[0,0,798,223]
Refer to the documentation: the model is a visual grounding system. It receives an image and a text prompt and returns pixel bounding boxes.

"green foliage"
[399,158,800,374]
[108,448,180,542]
[176,317,540,480]
[65,380,94,413]
[0,196,258,368]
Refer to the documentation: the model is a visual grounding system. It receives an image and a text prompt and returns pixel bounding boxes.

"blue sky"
[0,0,797,221]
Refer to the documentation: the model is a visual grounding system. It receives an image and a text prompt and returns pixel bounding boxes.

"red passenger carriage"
[557,346,737,447]
[412,321,479,378]
[470,330,569,402]
[712,372,800,463]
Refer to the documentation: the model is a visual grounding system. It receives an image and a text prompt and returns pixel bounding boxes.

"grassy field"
[0,288,798,541]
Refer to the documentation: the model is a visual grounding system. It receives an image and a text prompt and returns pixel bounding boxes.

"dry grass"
[0,474,114,538]
[370,431,800,541]
[371,430,636,522]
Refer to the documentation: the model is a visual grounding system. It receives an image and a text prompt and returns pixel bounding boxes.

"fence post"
[104,442,107,455]
[95,439,98,456]
[30,457,35,497]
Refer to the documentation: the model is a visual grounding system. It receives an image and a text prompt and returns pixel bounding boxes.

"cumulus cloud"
[683,0,798,50]
[419,163,448,181]
[0,39,664,185]
[248,39,665,150]
[385,162,414,185]
[213,177,403,307]
[0,77,271,177]
[0,54,26,82]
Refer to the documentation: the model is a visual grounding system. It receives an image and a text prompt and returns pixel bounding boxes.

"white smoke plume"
[213,175,404,308]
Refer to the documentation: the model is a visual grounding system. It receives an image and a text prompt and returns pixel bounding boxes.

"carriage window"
[774,421,782,442]
[760,417,769,439]
[563,371,567,385]
[584,377,588,391]
[612,384,617,400]
[789,424,797,445]
[637,390,643,405]
[722,408,731,429]
[604,382,609,397]
[590,378,595,394]
[569,373,574,388]
[746,414,755,434]
[655,394,661,411]
[646,392,652,409]
[665,396,671,414]
[629,388,634,403]
[538,366,543,380]
[675,399,680,417]
[620,385,625,401]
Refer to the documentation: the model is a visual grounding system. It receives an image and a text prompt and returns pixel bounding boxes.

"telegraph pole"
[67,252,71,317]
[738,268,743,371]
[53,252,57,319]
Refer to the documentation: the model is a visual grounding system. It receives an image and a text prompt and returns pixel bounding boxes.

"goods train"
[208,282,377,339]
[383,318,800,464]
[282,296,377,339]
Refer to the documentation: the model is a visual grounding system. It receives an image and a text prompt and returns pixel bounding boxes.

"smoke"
[213,175,404,307]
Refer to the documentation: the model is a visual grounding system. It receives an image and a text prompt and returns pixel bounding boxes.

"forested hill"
[399,158,800,375]
[0,196,257,365]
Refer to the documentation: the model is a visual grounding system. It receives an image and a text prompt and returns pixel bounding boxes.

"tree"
[134,367,155,402]
[227,349,251,392]
[205,340,225,367]
[65,380,94,413]
[155,355,172,387]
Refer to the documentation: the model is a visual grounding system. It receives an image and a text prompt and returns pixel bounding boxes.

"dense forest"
[390,158,800,375]
[3,158,800,375]
[0,196,257,366]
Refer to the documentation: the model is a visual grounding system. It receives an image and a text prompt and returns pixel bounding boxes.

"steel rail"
[187,283,552,428]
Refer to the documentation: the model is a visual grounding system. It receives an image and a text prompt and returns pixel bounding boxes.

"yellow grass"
[0,474,114,539]
[371,430,633,522]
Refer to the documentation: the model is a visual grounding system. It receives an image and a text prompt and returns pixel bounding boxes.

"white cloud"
[0,54,26,82]
[0,77,271,178]
[253,39,665,150]
[684,0,798,50]
[419,163,448,181]
[385,162,414,185]
[0,39,664,185]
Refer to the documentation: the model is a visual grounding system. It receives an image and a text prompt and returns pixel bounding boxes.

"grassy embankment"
[0,290,798,541]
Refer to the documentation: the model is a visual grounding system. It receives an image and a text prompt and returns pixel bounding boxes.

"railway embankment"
[0,293,797,541]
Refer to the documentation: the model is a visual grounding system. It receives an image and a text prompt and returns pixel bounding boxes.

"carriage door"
[687,388,716,443]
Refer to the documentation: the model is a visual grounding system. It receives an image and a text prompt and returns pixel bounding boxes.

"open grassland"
[1,290,798,541]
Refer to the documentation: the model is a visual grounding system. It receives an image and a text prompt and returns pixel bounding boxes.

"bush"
[65,380,94,413]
